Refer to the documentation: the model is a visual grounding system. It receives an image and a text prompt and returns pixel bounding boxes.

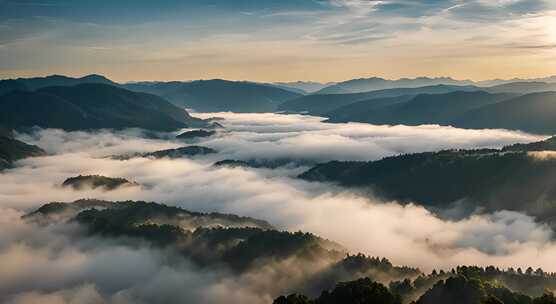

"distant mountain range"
[477,75,556,87]
[124,79,302,112]
[452,92,556,134]
[314,76,556,94]
[278,85,481,116]
[483,81,556,94]
[281,88,556,134]
[0,75,302,113]
[271,81,336,94]
[315,77,476,94]
[325,91,515,125]
[2,73,556,134]
[0,83,205,131]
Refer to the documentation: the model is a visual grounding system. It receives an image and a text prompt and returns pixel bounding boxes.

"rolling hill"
[0,134,46,170]
[0,74,117,95]
[25,198,556,303]
[326,91,514,125]
[299,136,556,225]
[452,92,556,134]
[314,77,475,94]
[278,85,480,116]
[124,79,302,112]
[272,81,335,94]
[0,83,206,131]
[0,79,28,95]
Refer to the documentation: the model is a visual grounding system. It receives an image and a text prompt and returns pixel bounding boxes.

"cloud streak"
[1,0,555,81]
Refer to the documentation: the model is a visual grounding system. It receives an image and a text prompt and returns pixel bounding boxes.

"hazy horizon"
[4,72,556,85]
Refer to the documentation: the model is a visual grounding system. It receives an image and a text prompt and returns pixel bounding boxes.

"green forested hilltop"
[0,134,45,170]
[300,136,556,225]
[25,199,556,304]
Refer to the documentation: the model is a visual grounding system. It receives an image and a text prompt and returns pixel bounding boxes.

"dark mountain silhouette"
[503,136,556,152]
[17,74,116,90]
[0,74,117,95]
[321,95,414,122]
[213,159,298,169]
[142,146,216,158]
[0,135,45,170]
[275,273,556,304]
[176,129,216,140]
[265,83,308,94]
[275,277,401,304]
[315,77,475,94]
[0,79,28,95]
[112,145,216,160]
[452,92,556,134]
[62,175,138,190]
[272,81,336,94]
[0,83,206,131]
[321,91,556,135]
[415,275,534,304]
[278,85,480,116]
[300,136,556,226]
[326,91,514,125]
[124,79,302,112]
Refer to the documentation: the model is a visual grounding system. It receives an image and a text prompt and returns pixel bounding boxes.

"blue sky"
[1,0,555,82]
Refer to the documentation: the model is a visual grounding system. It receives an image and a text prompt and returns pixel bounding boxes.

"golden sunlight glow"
[547,15,556,43]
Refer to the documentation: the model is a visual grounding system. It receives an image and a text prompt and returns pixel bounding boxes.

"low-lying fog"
[1,112,552,303]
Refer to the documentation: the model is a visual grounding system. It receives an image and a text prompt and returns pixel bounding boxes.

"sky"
[0,0,555,82]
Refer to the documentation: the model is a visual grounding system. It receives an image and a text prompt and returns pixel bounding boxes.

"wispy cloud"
[0,0,554,81]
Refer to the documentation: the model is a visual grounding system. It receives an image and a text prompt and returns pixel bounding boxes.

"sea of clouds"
[1,112,553,303]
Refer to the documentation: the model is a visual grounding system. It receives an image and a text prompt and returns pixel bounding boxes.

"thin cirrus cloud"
[0,0,554,81]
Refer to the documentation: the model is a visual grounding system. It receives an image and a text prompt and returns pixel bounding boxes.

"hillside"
[0,79,28,95]
[452,92,556,134]
[0,74,116,94]
[25,199,556,303]
[112,145,216,160]
[272,81,335,94]
[62,175,138,190]
[278,85,480,116]
[276,262,556,304]
[315,77,475,94]
[326,91,513,125]
[25,199,341,272]
[124,79,302,112]
[0,83,206,131]
[300,136,556,225]
[176,129,216,140]
[19,74,116,90]
[0,135,46,170]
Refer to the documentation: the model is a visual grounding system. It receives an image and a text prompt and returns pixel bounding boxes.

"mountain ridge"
[0,83,206,131]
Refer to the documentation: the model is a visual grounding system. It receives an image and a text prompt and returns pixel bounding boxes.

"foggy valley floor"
[2,112,556,303]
